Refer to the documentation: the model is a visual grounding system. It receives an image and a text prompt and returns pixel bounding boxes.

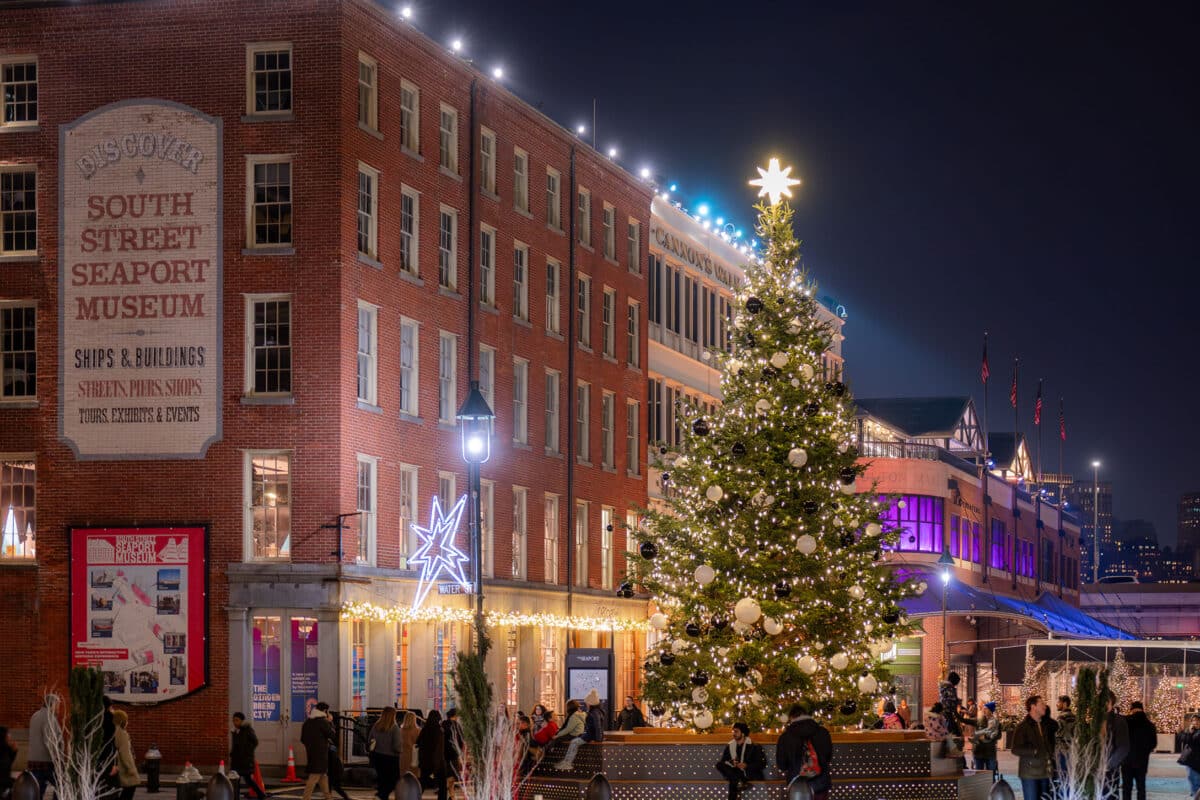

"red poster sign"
[71,526,207,701]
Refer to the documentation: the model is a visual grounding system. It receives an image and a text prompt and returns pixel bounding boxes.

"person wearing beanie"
[971,702,1000,779]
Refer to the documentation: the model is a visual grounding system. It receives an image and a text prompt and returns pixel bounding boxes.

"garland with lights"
[340,601,650,633]
[628,161,919,731]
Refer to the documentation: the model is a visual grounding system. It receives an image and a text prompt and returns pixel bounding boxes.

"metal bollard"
[395,772,422,800]
[206,772,235,800]
[987,776,1016,800]
[583,774,611,800]
[12,771,41,800]
[786,776,815,800]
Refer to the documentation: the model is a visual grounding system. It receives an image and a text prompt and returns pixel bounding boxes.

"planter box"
[1156,732,1176,753]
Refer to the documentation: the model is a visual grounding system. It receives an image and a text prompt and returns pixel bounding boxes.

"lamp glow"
[400,5,413,19]
[697,203,710,216]
[576,124,586,135]
[466,435,485,457]
[450,38,463,52]
[492,66,504,79]
[715,216,724,226]
[639,167,651,178]
[608,147,618,158]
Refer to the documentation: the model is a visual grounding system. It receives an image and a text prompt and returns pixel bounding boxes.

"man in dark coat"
[1183,713,1200,796]
[1104,691,1131,792]
[300,703,335,800]
[615,696,646,731]
[231,712,267,800]
[1121,701,1157,800]
[1012,695,1053,800]
[715,722,766,800]
[776,702,833,800]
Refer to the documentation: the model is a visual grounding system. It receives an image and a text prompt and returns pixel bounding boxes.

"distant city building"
[1065,478,1113,583]
[1156,550,1195,584]
[1178,490,1200,566]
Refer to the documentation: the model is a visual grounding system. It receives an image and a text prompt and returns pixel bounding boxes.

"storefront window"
[291,617,318,722]
[1,458,36,559]
[432,622,460,711]
[539,628,560,714]
[506,628,519,709]
[879,495,943,554]
[395,622,409,709]
[350,618,366,711]
[252,616,282,722]
[618,631,642,709]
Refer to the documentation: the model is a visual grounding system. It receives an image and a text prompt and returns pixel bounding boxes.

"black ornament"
[744,333,757,349]
[840,532,856,548]
[761,366,779,381]
[839,467,858,485]
[823,382,835,394]
[659,446,668,455]
[710,615,729,630]
[745,296,764,314]
[690,670,710,687]
[640,541,659,560]
[650,706,665,717]
[606,524,614,532]
[774,581,792,598]
[803,500,820,515]
[659,651,676,666]
[733,659,750,675]
[660,472,670,484]
[731,442,747,458]
[887,685,898,695]
[832,381,847,397]
[882,609,901,625]
[803,402,820,417]
[685,622,702,638]
[840,700,858,716]
[692,418,711,436]
[737,369,747,378]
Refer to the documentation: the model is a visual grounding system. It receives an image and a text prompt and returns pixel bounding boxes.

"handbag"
[1178,743,1192,766]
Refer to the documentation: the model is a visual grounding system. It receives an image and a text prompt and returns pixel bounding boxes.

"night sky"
[411,1,1199,545]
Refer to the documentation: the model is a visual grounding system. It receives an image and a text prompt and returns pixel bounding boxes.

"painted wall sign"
[70,526,207,702]
[59,100,223,459]
[651,223,744,290]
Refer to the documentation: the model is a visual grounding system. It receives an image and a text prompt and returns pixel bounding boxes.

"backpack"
[883,713,904,730]
[798,739,821,778]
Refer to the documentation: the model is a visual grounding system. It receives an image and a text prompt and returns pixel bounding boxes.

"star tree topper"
[409,494,471,610]
[749,157,801,206]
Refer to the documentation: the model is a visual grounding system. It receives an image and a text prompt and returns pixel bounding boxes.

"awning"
[899,572,1135,640]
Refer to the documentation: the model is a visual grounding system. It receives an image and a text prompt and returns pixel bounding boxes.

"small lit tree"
[1185,676,1200,713]
[1147,667,1184,734]
[1107,648,1139,710]
[1021,647,1046,707]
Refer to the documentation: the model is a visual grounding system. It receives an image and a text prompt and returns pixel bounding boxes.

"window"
[1,168,36,256]
[438,207,457,289]
[400,80,420,152]
[356,302,377,405]
[1,458,35,559]
[246,158,292,247]
[357,164,378,259]
[545,259,561,334]
[513,148,529,212]
[438,471,456,509]
[356,455,377,564]
[399,318,419,416]
[479,226,496,306]
[626,399,639,475]
[245,452,290,560]
[546,168,561,228]
[878,495,943,554]
[513,243,529,321]
[576,381,590,463]
[395,622,410,708]
[478,344,495,412]
[576,274,591,347]
[512,486,527,579]
[544,494,560,584]
[438,331,457,424]
[627,220,641,272]
[480,479,495,578]
[648,255,662,325]
[246,45,291,114]
[246,296,291,396]
[399,464,418,562]
[1,59,37,127]
[601,506,614,589]
[601,391,614,469]
[439,104,458,172]
[1,304,35,400]
[357,53,378,130]
[991,520,1009,570]
[544,370,560,454]
[626,511,639,568]
[539,628,560,712]
[602,203,616,259]
[480,128,496,194]
[647,377,662,444]
[350,618,367,711]
[400,186,419,275]
[626,300,640,367]
[513,357,529,444]
[574,501,589,587]
[601,287,616,357]
[577,188,591,246]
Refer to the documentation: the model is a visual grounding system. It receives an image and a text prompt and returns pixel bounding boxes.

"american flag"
[1010,359,1019,409]
[1034,379,1043,426]
[1059,398,1066,442]
[981,334,990,384]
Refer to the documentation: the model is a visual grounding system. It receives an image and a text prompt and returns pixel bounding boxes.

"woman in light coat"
[398,712,420,778]
[111,709,140,800]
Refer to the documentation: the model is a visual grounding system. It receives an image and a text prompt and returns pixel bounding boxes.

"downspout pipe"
[566,144,577,618]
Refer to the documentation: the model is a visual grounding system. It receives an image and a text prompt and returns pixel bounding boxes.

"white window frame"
[245,156,292,248]
[399,317,420,417]
[577,187,591,246]
[601,391,615,469]
[357,52,378,131]
[356,301,378,406]
[1,57,38,129]
[627,219,641,273]
[357,162,379,260]
[243,293,292,397]
[399,463,419,564]
[513,147,529,212]
[0,301,36,402]
[0,454,36,560]
[546,167,561,229]
[400,184,420,275]
[480,127,496,194]
[438,471,457,510]
[601,287,616,358]
[576,381,590,464]
[627,300,640,367]
[480,478,495,578]
[545,258,561,334]
[601,506,614,590]
[575,500,589,587]
[245,43,292,116]
[513,357,529,445]
[479,225,496,307]
[439,103,459,173]
[625,511,639,569]
[479,344,496,412]
[244,450,292,561]
[577,273,591,348]
[513,242,529,321]
[512,486,528,580]
[626,399,640,475]
[438,330,458,424]
[0,166,37,257]
[438,205,458,289]
[400,79,420,153]
[544,369,560,455]
[602,203,616,259]
[356,453,378,565]
[544,493,559,584]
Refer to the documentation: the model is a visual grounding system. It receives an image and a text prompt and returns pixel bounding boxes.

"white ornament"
[755,398,771,414]
[705,485,725,503]
[770,352,789,369]
[897,500,907,509]
[865,522,882,538]
[763,617,783,636]
[788,448,808,468]
[717,647,730,657]
[799,364,815,381]
[791,378,801,387]
[837,442,850,454]
[694,709,714,729]
[797,534,817,555]
[649,613,668,630]
[694,564,716,585]
[848,584,865,600]
[675,455,689,467]
[858,674,879,694]
[751,490,768,507]
[751,693,765,706]
[671,639,688,654]
[734,597,762,625]
[830,652,850,671]
[788,318,803,334]
[701,350,711,361]
[731,620,751,634]
[840,482,856,495]
[749,158,802,206]
[797,655,818,675]
[864,621,875,633]
[728,358,743,373]
[692,687,709,703]
[916,581,928,594]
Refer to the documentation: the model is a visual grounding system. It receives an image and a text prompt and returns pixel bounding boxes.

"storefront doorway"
[251,614,320,766]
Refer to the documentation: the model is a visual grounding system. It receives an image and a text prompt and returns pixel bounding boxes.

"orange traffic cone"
[281,747,303,783]
[253,761,266,793]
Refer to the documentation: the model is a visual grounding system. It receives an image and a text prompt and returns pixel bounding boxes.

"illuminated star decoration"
[749,158,801,206]
[409,494,471,610]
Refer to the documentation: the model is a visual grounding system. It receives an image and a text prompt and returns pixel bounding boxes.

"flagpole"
[1013,358,1019,482]
[981,333,990,585]
[1058,398,1064,489]
[1036,379,1043,489]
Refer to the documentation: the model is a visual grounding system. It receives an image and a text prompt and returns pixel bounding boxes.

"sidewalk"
[994,751,1194,799]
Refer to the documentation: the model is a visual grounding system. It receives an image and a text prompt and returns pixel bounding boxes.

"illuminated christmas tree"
[630,160,918,730]
[1148,667,1184,733]
[1185,676,1200,713]
[1108,648,1139,710]
[1021,647,1046,707]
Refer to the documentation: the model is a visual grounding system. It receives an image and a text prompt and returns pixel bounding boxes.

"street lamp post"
[457,380,495,648]
[938,547,955,677]
[1092,460,1101,584]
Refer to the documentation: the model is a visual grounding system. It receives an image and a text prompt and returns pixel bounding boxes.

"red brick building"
[1,0,652,766]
